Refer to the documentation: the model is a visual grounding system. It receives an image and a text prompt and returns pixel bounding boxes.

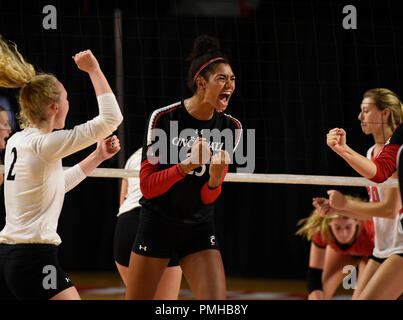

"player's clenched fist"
[210,149,230,176]
[327,128,347,154]
[72,50,100,73]
[189,137,211,165]
[208,149,230,188]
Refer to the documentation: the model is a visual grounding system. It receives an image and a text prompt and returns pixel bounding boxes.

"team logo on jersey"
[210,235,216,246]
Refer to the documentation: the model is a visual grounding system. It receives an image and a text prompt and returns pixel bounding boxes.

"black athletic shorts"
[370,253,403,264]
[0,243,74,300]
[132,207,219,260]
[114,207,179,267]
[370,254,387,264]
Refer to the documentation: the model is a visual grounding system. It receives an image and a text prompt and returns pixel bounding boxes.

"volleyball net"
[0,165,398,188]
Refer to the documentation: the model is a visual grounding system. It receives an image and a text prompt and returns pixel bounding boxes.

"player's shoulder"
[217,111,242,130]
[147,101,183,125]
[7,128,38,146]
[311,231,327,248]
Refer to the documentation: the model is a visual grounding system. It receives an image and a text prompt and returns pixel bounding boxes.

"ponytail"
[0,35,60,128]
[0,36,35,88]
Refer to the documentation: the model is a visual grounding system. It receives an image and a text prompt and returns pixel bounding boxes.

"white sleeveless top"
[367,145,403,258]
[117,149,142,217]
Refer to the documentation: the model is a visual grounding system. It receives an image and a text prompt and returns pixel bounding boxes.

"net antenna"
[114,8,125,169]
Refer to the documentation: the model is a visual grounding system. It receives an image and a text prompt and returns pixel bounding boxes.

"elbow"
[369,170,386,183]
[116,111,124,126]
[109,111,124,129]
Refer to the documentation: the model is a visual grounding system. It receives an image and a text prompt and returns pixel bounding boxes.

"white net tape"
[0,165,397,187]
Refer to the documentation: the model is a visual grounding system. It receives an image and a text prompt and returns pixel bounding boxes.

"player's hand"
[312,197,335,217]
[327,189,347,210]
[208,149,230,188]
[73,50,100,74]
[189,137,211,166]
[326,128,347,154]
[95,135,120,161]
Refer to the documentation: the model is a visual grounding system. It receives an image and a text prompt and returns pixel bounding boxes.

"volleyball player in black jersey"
[125,35,242,300]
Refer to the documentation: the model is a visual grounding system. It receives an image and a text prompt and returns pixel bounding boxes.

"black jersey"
[139,100,242,224]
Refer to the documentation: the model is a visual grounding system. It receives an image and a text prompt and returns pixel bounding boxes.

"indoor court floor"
[68,272,352,300]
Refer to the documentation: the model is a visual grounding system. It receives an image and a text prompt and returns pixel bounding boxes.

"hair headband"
[193,57,225,83]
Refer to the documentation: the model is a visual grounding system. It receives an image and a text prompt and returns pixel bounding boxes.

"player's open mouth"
[218,93,231,105]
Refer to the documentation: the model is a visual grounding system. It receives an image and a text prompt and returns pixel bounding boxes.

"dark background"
[0,0,400,280]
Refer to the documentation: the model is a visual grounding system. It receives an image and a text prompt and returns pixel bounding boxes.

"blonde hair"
[363,88,403,131]
[296,195,364,244]
[0,35,61,128]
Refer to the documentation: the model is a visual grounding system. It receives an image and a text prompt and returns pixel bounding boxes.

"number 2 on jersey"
[7,147,17,181]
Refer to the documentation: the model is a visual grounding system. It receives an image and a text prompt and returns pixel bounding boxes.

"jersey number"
[6,147,17,181]
[368,186,380,202]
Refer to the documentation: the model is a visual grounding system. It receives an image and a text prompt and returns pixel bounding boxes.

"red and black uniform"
[370,123,403,221]
[371,122,403,183]
[311,220,375,257]
[133,100,242,259]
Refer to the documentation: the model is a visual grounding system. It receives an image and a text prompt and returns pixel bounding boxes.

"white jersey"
[366,145,403,258]
[117,149,142,217]
[0,93,123,245]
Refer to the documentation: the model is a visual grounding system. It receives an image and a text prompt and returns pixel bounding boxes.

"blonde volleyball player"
[325,88,403,299]
[297,199,374,300]
[0,35,123,300]
[113,148,183,299]
[0,105,12,185]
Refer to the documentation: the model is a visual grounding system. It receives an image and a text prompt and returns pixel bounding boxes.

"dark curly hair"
[186,34,230,93]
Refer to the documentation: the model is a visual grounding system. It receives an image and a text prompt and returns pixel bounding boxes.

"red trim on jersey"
[140,159,185,199]
[221,113,242,149]
[370,144,400,183]
[200,165,229,204]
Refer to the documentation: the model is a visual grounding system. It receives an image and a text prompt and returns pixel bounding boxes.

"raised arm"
[35,52,123,162]
[73,50,123,128]
[73,50,112,96]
